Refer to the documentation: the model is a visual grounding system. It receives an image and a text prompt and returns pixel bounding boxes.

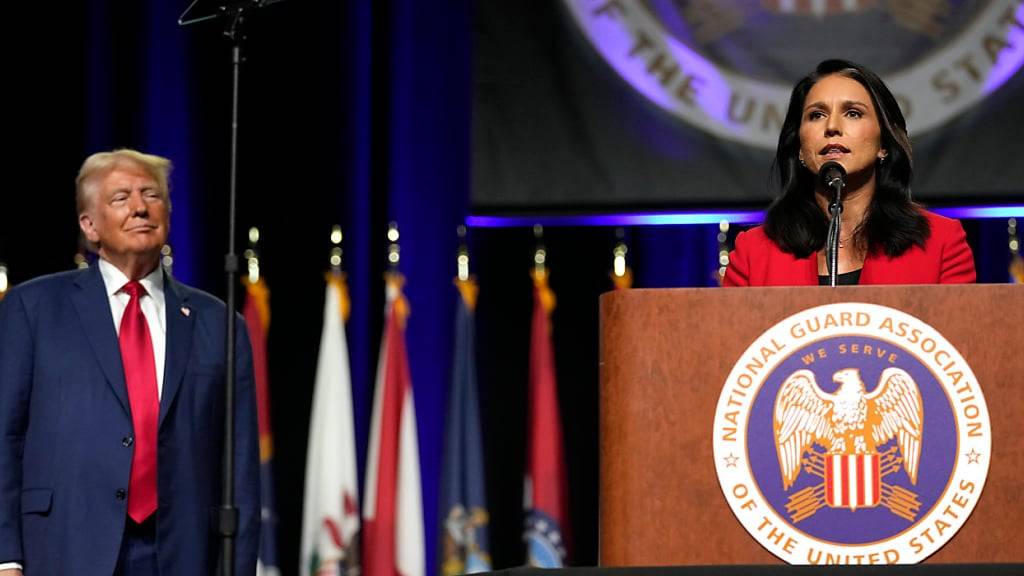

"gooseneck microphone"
[819,161,846,287]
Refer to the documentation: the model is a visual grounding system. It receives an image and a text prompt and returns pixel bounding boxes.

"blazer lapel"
[160,273,194,429]
[71,264,130,417]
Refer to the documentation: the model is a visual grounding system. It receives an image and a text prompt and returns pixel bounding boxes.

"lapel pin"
[181,306,191,317]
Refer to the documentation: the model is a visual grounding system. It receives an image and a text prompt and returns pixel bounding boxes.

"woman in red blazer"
[723,59,976,287]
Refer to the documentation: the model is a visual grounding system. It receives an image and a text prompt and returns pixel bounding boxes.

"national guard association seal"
[713,303,990,564]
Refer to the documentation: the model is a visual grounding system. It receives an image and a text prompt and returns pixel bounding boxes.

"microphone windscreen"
[819,161,846,189]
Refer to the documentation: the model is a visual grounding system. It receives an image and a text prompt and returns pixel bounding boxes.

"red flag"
[363,273,424,576]
[523,270,569,567]
[242,279,273,457]
[242,278,280,573]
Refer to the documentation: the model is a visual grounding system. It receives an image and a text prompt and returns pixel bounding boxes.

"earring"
[799,157,806,167]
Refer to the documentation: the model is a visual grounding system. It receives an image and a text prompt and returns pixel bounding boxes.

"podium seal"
[713,302,990,564]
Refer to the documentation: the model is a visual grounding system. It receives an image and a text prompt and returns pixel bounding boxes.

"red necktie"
[119,280,159,523]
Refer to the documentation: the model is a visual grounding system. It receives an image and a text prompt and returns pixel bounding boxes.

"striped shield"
[825,454,881,510]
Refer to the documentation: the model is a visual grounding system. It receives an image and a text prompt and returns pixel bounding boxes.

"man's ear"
[79,213,99,243]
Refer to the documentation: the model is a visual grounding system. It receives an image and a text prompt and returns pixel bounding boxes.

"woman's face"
[798,74,887,181]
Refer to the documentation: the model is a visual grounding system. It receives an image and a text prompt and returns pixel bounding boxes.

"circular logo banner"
[563,0,1024,148]
[713,303,990,564]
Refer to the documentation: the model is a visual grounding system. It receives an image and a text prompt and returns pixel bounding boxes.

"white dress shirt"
[98,258,167,399]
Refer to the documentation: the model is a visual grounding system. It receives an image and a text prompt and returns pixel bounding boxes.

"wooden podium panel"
[599,285,1023,566]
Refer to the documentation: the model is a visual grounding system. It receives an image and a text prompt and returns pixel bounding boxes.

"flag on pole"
[363,272,424,576]
[300,273,361,576]
[242,277,281,576]
[440,278,492,575]
[523,269,569,567]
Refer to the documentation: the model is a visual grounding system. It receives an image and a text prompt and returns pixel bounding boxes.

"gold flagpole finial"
[716,219,731,285]
[387,221,401,271]
[385,222,409,324]
[161,244,175,275]
[326,224,350,322]
[457,224,471,282]
[611,227,633,290]
[0,262,8,300]
[533,223,546,280]
[455,225,479,310]
[329,225,344,273]
[1009,217,1023,283]
[73,250,90,270]
[531,224,555,312]
[244,227,260,284]
[243,227,271,328]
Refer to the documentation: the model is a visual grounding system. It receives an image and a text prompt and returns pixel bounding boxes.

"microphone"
[819,161,846,287]
[819,161,846,192]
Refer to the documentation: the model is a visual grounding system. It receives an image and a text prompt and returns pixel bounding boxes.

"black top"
[818,268,862,285]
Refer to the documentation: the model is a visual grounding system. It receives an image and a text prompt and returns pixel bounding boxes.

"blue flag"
[440,279,492,575]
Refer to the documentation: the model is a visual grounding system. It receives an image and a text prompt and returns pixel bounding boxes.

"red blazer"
[723,210,976,286]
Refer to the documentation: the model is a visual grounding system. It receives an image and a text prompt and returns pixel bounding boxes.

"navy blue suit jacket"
[0,264,259,574]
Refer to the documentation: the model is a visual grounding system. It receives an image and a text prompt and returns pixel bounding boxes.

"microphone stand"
[178,1,287,574]
[825,181,844,287]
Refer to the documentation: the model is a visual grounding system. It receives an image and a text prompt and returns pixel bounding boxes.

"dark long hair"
[764,59,929,258]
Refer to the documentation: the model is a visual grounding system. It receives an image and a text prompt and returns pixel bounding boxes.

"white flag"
[300,275,361,576]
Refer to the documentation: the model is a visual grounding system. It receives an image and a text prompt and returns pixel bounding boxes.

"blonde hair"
[76,149,173,214]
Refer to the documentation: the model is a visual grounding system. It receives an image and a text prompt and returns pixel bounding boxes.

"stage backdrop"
[473,0,1024,212]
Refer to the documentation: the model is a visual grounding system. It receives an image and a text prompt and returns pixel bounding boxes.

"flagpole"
[524,223,570,567]
[364,221,425,576]
[441,225,492,575]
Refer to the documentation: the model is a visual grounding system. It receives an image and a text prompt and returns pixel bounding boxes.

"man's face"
[79,164,170,265]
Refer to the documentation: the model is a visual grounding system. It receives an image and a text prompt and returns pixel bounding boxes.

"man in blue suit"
[0,149,260,575]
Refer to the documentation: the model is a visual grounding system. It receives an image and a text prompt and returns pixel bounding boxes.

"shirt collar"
[97,258,165,307]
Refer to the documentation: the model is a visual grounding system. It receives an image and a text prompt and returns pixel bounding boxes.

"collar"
[98,258,165,309]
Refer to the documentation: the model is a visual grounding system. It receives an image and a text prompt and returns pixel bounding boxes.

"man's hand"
[0,569,23,576]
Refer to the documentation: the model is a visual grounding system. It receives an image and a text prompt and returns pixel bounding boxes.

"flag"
[242,278,280,576]
[363,273,424,576]
[440,278,491,575]
[523,269,569,567]
[300,273,361,576]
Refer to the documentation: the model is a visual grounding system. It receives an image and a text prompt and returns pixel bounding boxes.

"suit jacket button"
[116,489,127,501]
[122,436,134,447]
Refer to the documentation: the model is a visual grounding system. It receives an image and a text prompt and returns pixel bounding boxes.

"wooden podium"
[598,285,1023,566]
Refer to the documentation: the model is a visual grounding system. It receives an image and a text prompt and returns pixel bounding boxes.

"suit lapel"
[160,273,194,429]
[71,264,130,416]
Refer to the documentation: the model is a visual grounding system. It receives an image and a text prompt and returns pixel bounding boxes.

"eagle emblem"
[774,367,924,521]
